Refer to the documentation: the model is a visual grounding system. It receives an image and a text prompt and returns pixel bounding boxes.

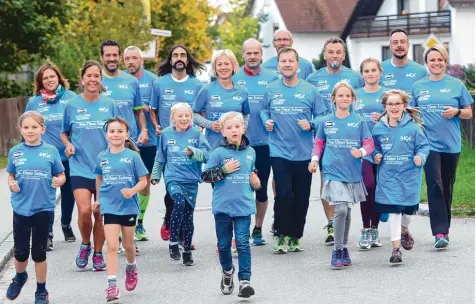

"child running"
[93,117,148,302]
[372,90,429,264]
[6,111,66,304]
[151,103,211,266]
[309,82,374,270]
[202,112,260,298]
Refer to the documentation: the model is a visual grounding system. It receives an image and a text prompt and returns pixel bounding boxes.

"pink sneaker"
[125,266,138,291]
[105,285,120,303]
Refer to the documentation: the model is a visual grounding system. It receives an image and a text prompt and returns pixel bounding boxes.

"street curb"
[0,191,61,272]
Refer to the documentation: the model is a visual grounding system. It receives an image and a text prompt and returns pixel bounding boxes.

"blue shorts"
[71,176,95,192]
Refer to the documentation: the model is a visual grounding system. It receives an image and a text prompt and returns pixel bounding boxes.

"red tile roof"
[275,0,358,32]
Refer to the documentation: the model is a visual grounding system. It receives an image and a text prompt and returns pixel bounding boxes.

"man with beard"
[232,38,278,246]
[262,30,314,80]
[306,37,363,246]
[261,47,327,253]
[100,40,148,145]
[380,29,428,97]
[123,46,159,241]
[150,44,205,241]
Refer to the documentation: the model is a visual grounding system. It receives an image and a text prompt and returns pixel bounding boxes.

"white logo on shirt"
[101,160,109,167]
[118,84,129,89]
[440,88,451,93]
[120,158,132,164]
[139,83,149,88]
[98,107,109,112]
[39,152,52,159]
[223,157,233,163]
[380,136,389,143]
[405,73,416,78]
[258,80,268,86]
[246,154,254,161]
[184,90,195,95]
[274,93,283,98]
[294,93,305,99]
[188,138,198,144]
[77,108,87,114]
[211,95,221,101]
[237,80,246,85]
[165,88,173,94]
[400,136,412,141]
[168,139,176,145]
[420,90,429,95]
[385,74,393,79]
[60,99,67,104]
[13,151,24,158]
[347,122,359,128]
[341,78,351,83]
[318,80,327,85]
[232,96,243,101]
[325,121,335,127]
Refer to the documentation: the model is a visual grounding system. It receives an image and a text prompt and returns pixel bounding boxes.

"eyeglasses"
[385,102,404,107]
[274,38,292,43]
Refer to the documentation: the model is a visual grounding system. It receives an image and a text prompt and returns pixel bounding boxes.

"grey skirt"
[321,180,367,205]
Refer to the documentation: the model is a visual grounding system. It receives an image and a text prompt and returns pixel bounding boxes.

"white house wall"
[450,6,475,65]
[292,32,340,63]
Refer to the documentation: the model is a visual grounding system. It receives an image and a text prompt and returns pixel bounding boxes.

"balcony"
[349,10,451,38]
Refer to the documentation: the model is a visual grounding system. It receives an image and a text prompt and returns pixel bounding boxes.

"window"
[413,43,450,64]
[398,0,410,14]
[382,46,392,61]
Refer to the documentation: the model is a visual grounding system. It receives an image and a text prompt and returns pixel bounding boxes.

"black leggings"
[14,211,53,263]
[164,191,174,221]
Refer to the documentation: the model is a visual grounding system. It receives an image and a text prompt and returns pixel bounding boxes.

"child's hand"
[371,112,381,123]
[250,172,261,188]
[51,176,62,188]
[92,201,100,212]
[297,119,311,131]
[184,148,193,156]
[374,153,383,164]
[351,147,363,158]
[121,188,136,199]
[9,180,20,193]
[155,124,162,137]
[308,160,318,173]
[211,121,221,132]
[265,120,274,132]
[224,159,240,174]
[413,155,422,167]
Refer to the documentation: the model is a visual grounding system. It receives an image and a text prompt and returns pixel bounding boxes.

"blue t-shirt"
[62,94,120,179]
[127,69,159,147]
[102,71,143,141]
[262,56,314,80]
[306,66,364,110]
[7,142,64,216]
[316,112,372,183]
[372,113,430,206]
[156,126,211,185]
[260,79,328,161]
[232,67,279,146]
[95,148,148,216]
[355,86,389,132]
[411,75,474,153]
[192,81,250,150]
[204,146,257,217]
[380,59,428,97]
[150,74,203,129]
[25,90,77,161]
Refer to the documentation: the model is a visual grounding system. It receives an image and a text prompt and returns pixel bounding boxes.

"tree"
[49,0,151,90]
[209,0,259,65]
[150,0,214,63]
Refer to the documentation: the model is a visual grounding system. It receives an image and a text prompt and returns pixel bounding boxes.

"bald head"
[242,38,263,70]
[273,29,293,53]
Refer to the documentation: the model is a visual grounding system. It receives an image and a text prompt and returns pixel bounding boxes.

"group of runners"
[5,27,473,303]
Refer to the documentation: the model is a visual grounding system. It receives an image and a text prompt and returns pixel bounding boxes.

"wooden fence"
[0,96,474,156]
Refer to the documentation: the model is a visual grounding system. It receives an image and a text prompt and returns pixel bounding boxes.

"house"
[341,0,475,69]
[252,0,358,63]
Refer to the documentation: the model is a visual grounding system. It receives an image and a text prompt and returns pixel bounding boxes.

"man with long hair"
[151,44,205,242]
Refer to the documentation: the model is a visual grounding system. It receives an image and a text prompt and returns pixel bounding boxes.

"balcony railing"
[350,10,451,38]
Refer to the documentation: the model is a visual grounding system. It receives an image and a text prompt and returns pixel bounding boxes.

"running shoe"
[357,229,372,250]
[370,228,382,247]
[125,265,138,291]
[390,247,403,265]
[342,247,352,266]
[401,231,415,250]
[34,290,49,304]
[434,233,449,249]
[46,236,53,252]
[331,249,344,269]
[75,243,92,269]
[182,252,195,266]
[169,244,181,261]
[92,253,106,271]
[238,280,255,298]
[6,272,28,300]
[220,266,235,295]
[251,229,266,246]
[287,237,303,252]
[135,223,148,241]
[62,225,76,242]
[324,223,334,245]
[105,285,120,303]
[160,217,171,241]
[273,235,287,254]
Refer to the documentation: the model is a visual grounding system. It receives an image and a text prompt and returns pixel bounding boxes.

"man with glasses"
[262,29,314,80]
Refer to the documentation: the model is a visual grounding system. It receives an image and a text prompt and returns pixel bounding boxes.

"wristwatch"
[456,109,462,117]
